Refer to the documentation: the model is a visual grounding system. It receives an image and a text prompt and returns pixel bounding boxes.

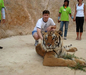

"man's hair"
[42,10,50,15]
[63,0,69,6]
[77,0,83,2]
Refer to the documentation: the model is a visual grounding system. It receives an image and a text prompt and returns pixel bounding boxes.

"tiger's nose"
[47,43,51,46]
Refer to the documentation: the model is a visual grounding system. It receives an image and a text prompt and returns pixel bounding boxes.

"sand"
[0,32,86,75]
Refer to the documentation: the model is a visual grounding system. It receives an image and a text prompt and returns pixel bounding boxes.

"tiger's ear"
[57,30,62,36]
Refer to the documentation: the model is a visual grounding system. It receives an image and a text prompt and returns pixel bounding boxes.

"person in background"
[0,0,5,49]
[58,0,74,40]
[74,0,86,40]
[32,10,56,46]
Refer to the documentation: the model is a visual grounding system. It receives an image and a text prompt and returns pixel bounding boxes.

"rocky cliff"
[0,0,86,38]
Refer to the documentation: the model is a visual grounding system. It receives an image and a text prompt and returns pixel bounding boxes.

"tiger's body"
[36,31,86,67]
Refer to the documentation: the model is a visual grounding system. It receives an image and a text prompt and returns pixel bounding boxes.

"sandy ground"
[0,32,86,75]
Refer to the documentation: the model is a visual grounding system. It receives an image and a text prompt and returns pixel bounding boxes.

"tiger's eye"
[55,37,58,40]
[45,37,47,40]
[52,36,55,40]
[56,42,58,43]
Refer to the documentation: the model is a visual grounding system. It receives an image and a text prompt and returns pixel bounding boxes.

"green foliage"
[63,54,78,60]
[63,54,86,72]
[69,62,86,72]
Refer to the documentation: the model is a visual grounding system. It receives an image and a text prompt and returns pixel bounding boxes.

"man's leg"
[64,21,69,40]
[33,32,39,40]
[0,21,3,49]
[59,21,64,37]
[32,31,40,46]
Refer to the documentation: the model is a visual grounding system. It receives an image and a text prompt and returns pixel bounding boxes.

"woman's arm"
[84,4,86,21]
[74,5,77,21]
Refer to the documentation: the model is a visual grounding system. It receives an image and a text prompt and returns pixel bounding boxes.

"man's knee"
[33,33,39,40]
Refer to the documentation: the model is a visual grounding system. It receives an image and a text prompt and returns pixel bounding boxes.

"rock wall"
[0,0,86,38]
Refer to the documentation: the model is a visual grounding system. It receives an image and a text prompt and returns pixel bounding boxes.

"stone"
[0,0,86,38]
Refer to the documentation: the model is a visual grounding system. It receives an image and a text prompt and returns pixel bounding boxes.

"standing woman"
[58,0,74,40]
[74,0,86,40]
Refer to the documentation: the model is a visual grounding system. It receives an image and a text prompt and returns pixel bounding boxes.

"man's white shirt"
[33,18,55,31]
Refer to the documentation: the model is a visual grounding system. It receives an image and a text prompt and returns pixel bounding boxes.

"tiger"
[36,31,86,67]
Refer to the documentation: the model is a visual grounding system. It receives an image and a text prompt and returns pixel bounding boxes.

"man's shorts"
[0,20,1,23]
[32,30,37,36]
[32,30,47,36]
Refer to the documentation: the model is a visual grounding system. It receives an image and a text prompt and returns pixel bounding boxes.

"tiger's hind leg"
[43,52,86,67]
[43,52,77,67]
[73,58,86,66]
[36,44,46,57]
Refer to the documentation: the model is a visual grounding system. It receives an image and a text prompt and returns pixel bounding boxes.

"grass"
[69,62,86,72]
[62,54,86,72]
[63,54,78,60]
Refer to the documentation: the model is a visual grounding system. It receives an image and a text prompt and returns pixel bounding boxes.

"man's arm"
[47,25,56,31]
[1,8,5,23]
[69,14,74,19]
[37,28,43,40]
[58,13,61,23]
[51,25,56,29]
[58,7,62,23]
[2,8,5,19]
[69,7,74,20]
[1,0,5,23]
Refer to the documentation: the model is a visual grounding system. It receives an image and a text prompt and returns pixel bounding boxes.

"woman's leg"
[76,32,79,40]
[79,17,84,40]
[76,17,80,40]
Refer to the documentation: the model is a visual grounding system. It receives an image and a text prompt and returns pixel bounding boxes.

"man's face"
[64,1,68,6]
[43,14,50,22]
[78,0,83,2]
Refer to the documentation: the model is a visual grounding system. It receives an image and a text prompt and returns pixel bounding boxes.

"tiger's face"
[42,31,62,52]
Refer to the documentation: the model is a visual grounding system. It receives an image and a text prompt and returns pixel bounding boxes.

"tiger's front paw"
[67,47,78,52]
[71,47,78,52]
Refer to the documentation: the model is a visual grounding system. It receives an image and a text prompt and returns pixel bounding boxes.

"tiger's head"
[42,31,62,52]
